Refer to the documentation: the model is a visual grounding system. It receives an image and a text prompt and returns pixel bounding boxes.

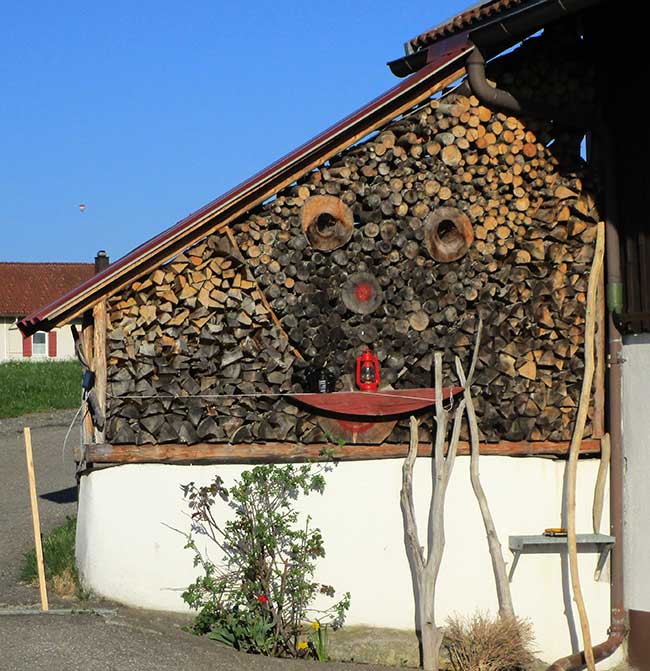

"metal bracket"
[508,534,615,582]
[607,352,626,367]
[613,310,650,335]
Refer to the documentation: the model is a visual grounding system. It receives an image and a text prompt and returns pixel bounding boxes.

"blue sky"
[1,1,468,263]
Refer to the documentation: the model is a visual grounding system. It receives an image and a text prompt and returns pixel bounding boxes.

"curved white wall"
[77,457,620,666]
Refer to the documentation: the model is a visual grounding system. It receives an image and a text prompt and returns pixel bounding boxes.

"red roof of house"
[0,263,95,318]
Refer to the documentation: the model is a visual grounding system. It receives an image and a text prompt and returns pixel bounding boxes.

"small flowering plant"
[181,464,350,658]
[309,619,330,661]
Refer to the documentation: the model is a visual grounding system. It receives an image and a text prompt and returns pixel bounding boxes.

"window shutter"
[48,331,57,358]
[22,334,32,358]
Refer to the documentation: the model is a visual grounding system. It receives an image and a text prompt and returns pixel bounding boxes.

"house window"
[32,332,47,356]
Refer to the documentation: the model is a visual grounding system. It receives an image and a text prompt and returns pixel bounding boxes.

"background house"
[0,260,97,362]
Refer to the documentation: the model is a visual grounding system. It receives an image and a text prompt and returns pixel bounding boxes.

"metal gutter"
[18,36,472,337]
[389,0,602,78]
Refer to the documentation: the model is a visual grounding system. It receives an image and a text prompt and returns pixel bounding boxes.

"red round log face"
[424,207,474,262]
[300,195,354,251]
[342,272,383,314]
[317,415,397,445]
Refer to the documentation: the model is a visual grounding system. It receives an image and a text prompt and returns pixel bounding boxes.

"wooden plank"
[290,387,464,418]
[81,311,94,446]
[24,427,49,611]
[593,258,606,438]
[224,226,304,361]
[92,300,107,443]
[84,438,602,464]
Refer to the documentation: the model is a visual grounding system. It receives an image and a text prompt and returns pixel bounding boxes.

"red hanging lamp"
[356,346,380,392]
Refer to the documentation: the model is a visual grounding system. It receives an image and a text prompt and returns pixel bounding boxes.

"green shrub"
[0,360,81,418]
[181,464,350,659]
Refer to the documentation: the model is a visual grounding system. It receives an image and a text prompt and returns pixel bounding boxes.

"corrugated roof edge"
[19,35,473,337]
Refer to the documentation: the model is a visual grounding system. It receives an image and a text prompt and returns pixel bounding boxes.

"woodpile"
[105,236,320,444]
[104,27,601,447]
[231,93,600,444]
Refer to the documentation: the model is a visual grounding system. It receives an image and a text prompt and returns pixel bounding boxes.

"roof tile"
[0,263,95,318]
[408,0,525,52]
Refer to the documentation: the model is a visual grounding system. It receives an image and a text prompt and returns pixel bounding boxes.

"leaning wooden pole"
[455,344,515,620]
[23,427,48,611]
[92,299,107,443]
[566,220,605,671]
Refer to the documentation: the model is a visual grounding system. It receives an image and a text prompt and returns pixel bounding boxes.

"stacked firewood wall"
[105,26,600,446]
[105,237,313,444]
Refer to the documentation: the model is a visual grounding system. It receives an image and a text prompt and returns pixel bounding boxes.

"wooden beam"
[224,226,304,361]
[84,438,602,465]
[81,311,94,446]
[92,300,107,443]
[593,258,606,438]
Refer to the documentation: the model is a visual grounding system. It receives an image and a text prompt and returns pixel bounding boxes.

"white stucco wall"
[622,334,650,614]
[77,456,619,666]
[0,318,78,361]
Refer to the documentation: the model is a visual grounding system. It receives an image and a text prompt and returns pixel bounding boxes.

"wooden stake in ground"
[23,427,48,612]
[565,220,605,671]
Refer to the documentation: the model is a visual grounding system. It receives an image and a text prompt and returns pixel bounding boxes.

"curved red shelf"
[288,386,464,418]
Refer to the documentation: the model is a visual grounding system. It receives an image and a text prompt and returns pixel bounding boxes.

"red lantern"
[356,346,380,392]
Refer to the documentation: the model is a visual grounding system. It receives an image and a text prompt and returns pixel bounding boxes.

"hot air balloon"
[79,204,86,213]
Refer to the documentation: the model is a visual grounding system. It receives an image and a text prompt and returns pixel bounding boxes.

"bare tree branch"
[565,220,605,671]
[401,415,425,573]
[456,355,514,620]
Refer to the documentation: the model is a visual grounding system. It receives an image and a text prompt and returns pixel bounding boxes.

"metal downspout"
[465,47,522,113]
[464,45,626,669]
[465,46,596,127]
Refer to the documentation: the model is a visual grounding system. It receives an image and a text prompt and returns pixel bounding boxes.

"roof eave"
[391,0,603,77]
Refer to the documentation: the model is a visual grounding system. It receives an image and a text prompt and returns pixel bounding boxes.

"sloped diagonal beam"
[19,35,472,336]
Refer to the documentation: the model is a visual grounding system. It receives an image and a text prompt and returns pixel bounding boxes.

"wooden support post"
[593,259,606,438]
[92,300,107,443]
[81,312,94,446]
[23,427,48,611]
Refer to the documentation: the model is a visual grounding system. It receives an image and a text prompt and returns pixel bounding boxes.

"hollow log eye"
[300,195,354,251]
[315,212,339,236]
[424,207,474,262]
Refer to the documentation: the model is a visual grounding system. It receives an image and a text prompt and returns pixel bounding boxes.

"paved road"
[0,411,388,671]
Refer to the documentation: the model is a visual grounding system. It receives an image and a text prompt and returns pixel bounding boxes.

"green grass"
[21,515,86,598]
[0,359,82,418]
